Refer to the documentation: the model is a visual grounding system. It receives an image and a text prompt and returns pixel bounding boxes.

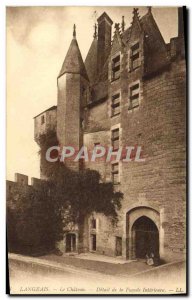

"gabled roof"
[121,9,169,75]
[140,11,169,74]
[85,38,98,84]
[122,10,166,48]
[58,38,89,81]
[111,26,123,55]
[140,12,166,52]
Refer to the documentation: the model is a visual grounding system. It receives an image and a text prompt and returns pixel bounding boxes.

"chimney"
[97,12,113,75]
[178,7,184,37]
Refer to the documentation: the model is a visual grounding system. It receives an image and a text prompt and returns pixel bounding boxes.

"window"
[111,93,120,116]
[66,234,76,252]
[111,163,119,184]
[91,218,96,229]
[130,42,140,70]
[129,83,140,109]
[111,55,120,81]
[111,128,119,151]
[41,115,45,125]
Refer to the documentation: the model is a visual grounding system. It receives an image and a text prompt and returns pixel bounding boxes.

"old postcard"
[6,6,187,295]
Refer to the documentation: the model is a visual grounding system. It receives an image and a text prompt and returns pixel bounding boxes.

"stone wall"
[31,10,186,263]
[7,173,46,210]
[34,107,57,142]
[120,58,186,260]
[81,56,186,262]
[57,73,89,171]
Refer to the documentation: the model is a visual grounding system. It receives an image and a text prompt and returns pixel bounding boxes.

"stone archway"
[132,216,159,258]
[126,206,160,259]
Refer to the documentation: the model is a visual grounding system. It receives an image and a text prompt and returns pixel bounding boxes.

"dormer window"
[41,115,45,125]
[130,42,140,70]
[111,55,120,81]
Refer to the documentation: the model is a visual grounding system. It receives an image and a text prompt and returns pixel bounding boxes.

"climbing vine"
[7,130,123,255]
[38,130,123,225]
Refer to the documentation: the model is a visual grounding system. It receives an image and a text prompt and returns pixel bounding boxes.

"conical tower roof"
[58,25,89,81]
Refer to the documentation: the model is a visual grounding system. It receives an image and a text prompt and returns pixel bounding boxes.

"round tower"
[57,25,89,171]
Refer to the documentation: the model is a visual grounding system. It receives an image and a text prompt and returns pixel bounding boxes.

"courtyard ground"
[39,252,152,277]
[8,253,186,295]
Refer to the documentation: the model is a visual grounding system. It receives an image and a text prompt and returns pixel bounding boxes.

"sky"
[6,6,178,181]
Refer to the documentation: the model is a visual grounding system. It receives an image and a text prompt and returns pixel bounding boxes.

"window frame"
[111,92,121,117]
[91,218,97,229]
[130,41,140,71]
[111,128,120,151]
[111,162,120,185]
[128,81,140,110]
[111,53,121,81]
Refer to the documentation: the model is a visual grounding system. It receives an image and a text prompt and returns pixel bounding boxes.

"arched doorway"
[125,206,161,259]
[132,216,159,258]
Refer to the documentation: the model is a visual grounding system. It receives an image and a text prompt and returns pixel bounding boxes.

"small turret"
[57,25,89,171]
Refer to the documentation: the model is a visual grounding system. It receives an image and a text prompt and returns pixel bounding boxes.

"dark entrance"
[132,216,159,258]
[116,237,122,256]
[66,233,76,252]
[91,234,96,251]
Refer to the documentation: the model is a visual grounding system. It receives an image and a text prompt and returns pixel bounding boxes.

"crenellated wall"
[7,173,47,210]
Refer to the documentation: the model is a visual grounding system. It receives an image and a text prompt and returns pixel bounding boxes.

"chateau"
[8,7,186,262]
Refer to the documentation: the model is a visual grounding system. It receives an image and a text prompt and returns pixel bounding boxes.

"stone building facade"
[12,7,185,262]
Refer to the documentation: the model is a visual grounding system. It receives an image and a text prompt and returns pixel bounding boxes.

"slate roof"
[85,9,171,104]
[140,12,170,74]
[90,80,108,104]
[58,38,89,81]
[85,38,98,84]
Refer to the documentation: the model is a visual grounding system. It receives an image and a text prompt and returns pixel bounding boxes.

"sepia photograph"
[6,5,186,295]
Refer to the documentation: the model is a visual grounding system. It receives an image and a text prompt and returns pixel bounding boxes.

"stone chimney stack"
[97,12,113,76]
